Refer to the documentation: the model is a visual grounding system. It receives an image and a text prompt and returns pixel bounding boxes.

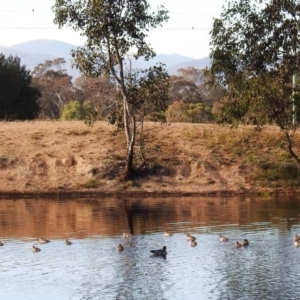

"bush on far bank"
[60,100,92,120]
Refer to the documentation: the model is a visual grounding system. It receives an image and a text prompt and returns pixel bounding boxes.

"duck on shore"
[65,239,72,245]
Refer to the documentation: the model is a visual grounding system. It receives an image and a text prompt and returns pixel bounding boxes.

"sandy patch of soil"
[0,121,280,195]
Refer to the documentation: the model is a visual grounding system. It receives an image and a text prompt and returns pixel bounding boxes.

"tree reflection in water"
[1,197,300,299]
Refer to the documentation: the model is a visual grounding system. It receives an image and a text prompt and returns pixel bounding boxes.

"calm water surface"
[1,196,300,300]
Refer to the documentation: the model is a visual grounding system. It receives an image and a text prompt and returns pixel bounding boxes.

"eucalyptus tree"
[169,75,203,104]
[209,0,300,171]
[74,75,117,120]
[32,58,74,118]
[52,0,169,179]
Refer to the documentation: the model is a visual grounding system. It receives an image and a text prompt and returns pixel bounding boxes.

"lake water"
[1,196,300,300]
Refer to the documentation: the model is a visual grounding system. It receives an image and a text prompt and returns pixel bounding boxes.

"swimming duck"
[294,240,300,247]
[32,246,41,252]
[65,239,72,245]
[38,237,50,244]
[241,239,249,246]
[190,240,197,247]
[219,235,228,242]
[116,244,124,252]
[123,231,132,238]
[235,241,242,248]
[164,231,173,237]
[186,234,196,242]
[0,241,3,246]
[150,246,167,257]
[294,234,300,241]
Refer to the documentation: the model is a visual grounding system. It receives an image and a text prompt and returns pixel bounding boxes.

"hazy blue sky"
[0,0,225,59]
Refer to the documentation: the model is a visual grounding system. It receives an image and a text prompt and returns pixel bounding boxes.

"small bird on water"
[294,234,300,241]
[190,240,197,247]
[186,234,196,242]
[32,246,41,252]
[38,237,50,244]
[150,246,167,257]
[235,241,242,248]
[123,231,132,238]
[219,235,229,242]
[241,239,249,246]
[294,240,300,247]
[164,231,173,237]
[116,244,124,252]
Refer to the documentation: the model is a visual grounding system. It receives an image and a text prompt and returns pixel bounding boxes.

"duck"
[241,239,249,246]
[294,234,300,241]
[186,234,196,242]
[38,237,50,244]
[116,244,124,252]
[219,235,228,242]
[150,246,167,257]
[123,231,132,238]
[294,240,300,247]
[164,231,173,237]
[235,241,242,248]
[32,246,41,252]
[65,239,72,245]
[0,241,3,246]
[190,240,197,247]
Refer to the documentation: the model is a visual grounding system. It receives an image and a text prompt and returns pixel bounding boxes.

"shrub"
[84,178,99,188]
[166,100,214,123]
[60,101,92,120]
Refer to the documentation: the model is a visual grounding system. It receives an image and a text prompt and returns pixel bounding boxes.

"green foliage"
[32,58,73,119]
[210,0,300,129]
[259,163,298,181]
[52,0,169,179]
[209,0,300,171]
[53,0,170,179]
[169,76,202,103]
[84,178,99,188]
[127,64,170,118]
[53,0,169,77]
[106,102,124,128]
[0,54,40,120]
[103,158,114,166]
[60,101,92,120]
[166,101,214,123]
[145,111,166,123]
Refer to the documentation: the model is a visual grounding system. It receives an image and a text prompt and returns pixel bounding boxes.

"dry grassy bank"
[0,120,299,197]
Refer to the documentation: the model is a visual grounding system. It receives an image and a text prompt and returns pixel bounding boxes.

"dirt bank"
[0,121,298,198]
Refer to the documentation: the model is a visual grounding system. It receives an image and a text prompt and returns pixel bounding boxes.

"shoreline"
[0,188,297,199]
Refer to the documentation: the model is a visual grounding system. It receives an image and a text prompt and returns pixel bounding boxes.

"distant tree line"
[0,54,40,120]
[0,54,223,123]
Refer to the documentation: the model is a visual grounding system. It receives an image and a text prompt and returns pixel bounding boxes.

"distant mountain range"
[0,39,211,79]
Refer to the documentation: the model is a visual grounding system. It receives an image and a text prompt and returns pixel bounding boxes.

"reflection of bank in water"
[0,196,299,238]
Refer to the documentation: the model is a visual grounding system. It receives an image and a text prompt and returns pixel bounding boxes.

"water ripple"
[1,197,300,299]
